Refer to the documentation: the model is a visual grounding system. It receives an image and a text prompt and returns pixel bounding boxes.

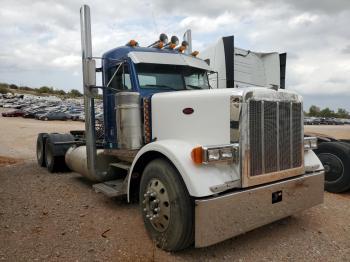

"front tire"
[314,142,350,193]
[139,158,194,251]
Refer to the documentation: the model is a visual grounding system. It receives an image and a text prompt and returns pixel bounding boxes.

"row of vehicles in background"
[304,116,350,125]
[0,93,103,121]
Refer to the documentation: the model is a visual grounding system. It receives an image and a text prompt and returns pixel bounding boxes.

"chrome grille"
[249,100,302,176]
[292,103,302,167]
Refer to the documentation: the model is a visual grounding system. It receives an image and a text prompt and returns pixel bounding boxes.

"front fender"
[305,149,324,172]
[127,139,240,200]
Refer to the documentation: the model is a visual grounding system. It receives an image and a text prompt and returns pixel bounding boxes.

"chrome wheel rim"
[142,178,170,232]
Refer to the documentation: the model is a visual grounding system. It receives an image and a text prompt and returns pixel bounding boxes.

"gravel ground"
[1,112,350,261]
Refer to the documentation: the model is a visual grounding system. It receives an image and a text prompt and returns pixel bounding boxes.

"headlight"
[304,137,318,150]
[191,144,239,164]
[207,148,220,161]
[220,147,233,160]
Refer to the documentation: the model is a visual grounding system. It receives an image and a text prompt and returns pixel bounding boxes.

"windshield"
[136,64,209,90]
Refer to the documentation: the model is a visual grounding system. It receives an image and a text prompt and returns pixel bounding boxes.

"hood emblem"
[182,107,194,115]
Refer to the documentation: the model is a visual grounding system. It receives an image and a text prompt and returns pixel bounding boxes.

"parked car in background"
[304,117,313,125]
[330,118,344,125]
[67,110,83,120]
[311,117,321,125]
[36,111,70,121]
[319,117,328,125]
[23,110,48,118]
[1,109,24,117]
[1,93,102,122]
[342,119,350,125]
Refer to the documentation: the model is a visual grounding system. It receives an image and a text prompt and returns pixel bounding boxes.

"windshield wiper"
[143,84,179,91]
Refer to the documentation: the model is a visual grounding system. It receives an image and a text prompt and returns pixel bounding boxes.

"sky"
[0,0,349,111]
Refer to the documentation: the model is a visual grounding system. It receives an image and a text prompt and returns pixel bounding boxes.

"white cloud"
[0,0,349,110]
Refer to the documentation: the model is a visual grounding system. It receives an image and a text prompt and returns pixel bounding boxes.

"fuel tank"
[65,146,116,182]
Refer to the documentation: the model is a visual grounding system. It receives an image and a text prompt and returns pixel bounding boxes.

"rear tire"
[36,133,48,167]
[44,137,66,173]
[314,142,350,193]
[139,158,194,251]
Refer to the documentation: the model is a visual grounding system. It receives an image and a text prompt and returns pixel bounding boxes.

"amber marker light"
[191,51,199,57]
[191,146,203,164]
[169,43,176,49]
[127,39,138,47]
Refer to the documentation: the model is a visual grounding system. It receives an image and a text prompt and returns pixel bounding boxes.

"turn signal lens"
[191,147,203,164]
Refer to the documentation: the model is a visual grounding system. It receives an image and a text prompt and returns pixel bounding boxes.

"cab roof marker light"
[126,39,139,47]
[191,51,199,57]
[175,41,189,53]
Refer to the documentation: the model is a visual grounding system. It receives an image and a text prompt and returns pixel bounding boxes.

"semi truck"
[35,5,324,251]
[200,36,350,193]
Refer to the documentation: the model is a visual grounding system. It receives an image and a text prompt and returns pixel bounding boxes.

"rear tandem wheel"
[314,142,350,193]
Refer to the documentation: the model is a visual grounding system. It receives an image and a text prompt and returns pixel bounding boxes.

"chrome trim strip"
[289,102,293,168]
[276,102,280,171]
[261,101,265,174]
[301,101,305,166]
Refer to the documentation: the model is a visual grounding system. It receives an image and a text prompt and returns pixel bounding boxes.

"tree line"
[306,105,349,119]
[0,82,83,98]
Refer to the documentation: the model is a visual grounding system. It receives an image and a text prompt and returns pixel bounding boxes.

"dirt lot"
[0,112,350,261]
[305,125,350,140]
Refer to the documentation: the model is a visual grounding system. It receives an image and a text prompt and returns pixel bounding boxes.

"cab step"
[109,162,131,171]
[93,179,127,197]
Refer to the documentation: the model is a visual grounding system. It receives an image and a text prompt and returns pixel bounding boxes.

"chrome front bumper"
[195,171,324,247]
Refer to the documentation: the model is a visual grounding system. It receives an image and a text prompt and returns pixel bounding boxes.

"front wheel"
[139,158,194,251]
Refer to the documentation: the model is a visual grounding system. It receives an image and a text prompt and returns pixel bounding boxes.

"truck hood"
[151,87,301,146]
[151,89,232,145]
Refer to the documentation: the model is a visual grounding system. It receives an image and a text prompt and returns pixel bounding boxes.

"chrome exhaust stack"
[79,5,99,180]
